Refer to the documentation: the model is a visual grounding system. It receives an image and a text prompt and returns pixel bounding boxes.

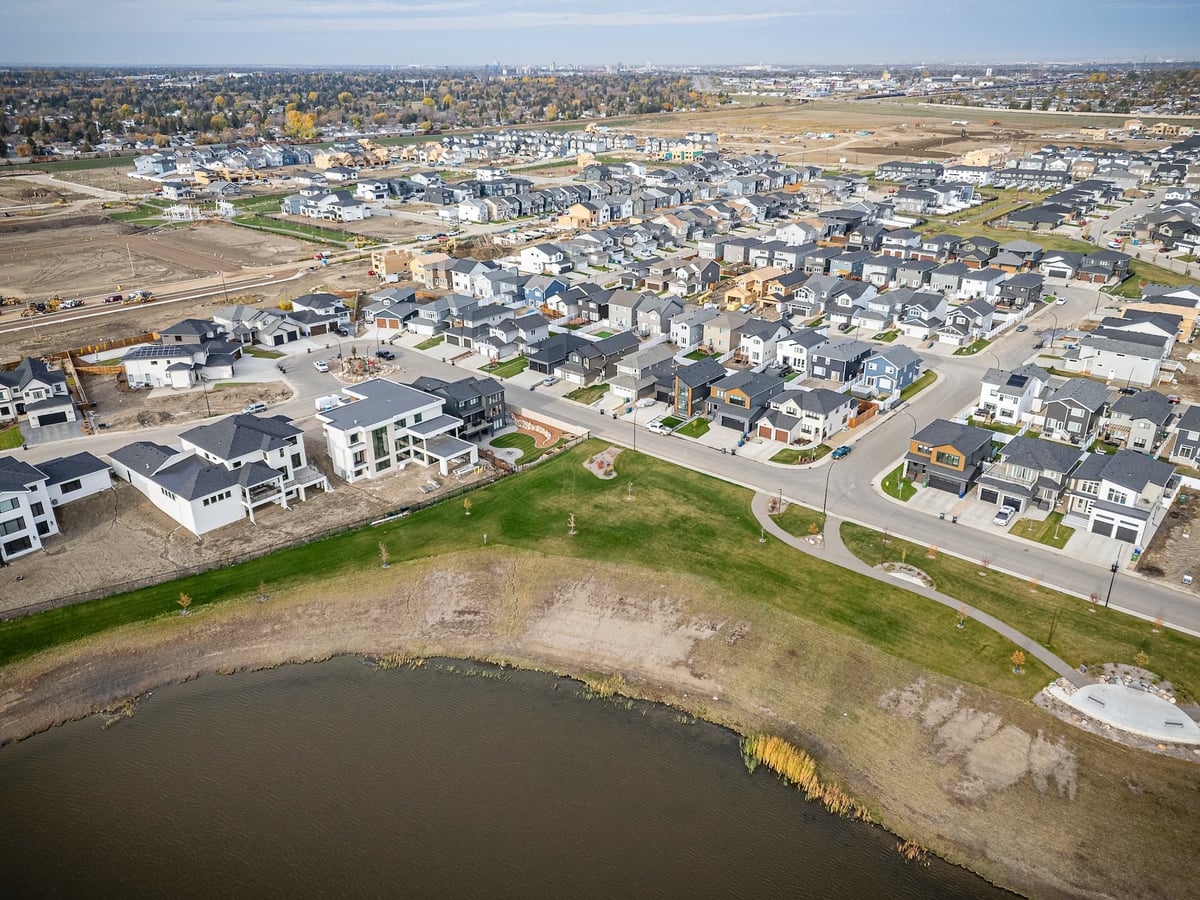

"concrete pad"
[1063,527,1133,569]
[1048,682,1200,745]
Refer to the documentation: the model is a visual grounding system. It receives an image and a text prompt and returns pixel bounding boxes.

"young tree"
[379,542,390,569]
[1135,650,1150,669]
[1011,650,1025,674]
[463,497,472,516]
[178,592,192,616]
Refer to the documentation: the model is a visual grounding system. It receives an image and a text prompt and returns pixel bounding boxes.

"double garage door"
[35,411,69,427]
[979,488,1022,510]
[1091,518,1140,543]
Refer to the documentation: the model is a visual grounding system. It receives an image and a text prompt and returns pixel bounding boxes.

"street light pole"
[821,457,837,534]
[1046,310,1058,349]
[1105,558,1120,608]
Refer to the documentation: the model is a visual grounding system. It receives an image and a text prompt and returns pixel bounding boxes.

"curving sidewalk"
[750,493,1078,680]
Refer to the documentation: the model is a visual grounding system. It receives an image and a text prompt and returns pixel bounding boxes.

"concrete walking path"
[750,493,1078,680]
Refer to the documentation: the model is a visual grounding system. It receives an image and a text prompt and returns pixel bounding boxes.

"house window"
[916,443,932,455]
[30,502,44,517]
[0,498,18,514]
[160,488,176,501]
[1106,487,1127,505]
[1179,446,1195,460]
[0,517,27,536]
[934,451,961,468]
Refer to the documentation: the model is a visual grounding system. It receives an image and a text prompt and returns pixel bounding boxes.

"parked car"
[1015,324,1027,332]
[993,506,1016,526]
[541,376,559,387]
[831,445,852,459]
[1168,395,1182,404]
[647,422,670,434]
[313,360,330,373]
[1055,297,1067,305]
[241,402,268,414]
[1117,386,1138,396]
[375,349,395,360]
[103,293,123,303]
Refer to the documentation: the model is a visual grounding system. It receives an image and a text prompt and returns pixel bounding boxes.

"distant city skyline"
[6,1,1200,67]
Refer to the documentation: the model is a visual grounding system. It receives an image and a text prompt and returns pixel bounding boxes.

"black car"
[375,349,396,360]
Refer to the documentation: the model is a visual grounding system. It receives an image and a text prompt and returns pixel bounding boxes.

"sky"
[5,0,1200,67]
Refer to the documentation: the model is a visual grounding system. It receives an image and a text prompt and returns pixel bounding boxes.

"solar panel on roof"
[1006,375,1028,389]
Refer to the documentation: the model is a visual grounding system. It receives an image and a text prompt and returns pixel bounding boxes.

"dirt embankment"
[2,549,1198,900]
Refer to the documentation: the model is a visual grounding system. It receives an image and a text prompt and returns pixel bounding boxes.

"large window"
[0,517,27,536]
[934,451,961,468]
[1106,487,1127,505]
[0,497,19,514]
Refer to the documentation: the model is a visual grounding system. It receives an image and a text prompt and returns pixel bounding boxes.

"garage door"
[1002,496,1022,510]
[36,412,69,426]
[1047,268,1071,279]
[979,488,999,504]
[721,416,743,430]
[1091,519,1114,537]
[927,474,961,493]
[1115,525,1139,543]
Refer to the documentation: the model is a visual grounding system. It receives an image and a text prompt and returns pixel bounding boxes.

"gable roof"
[998,436,1082,474]
[179,413,302,460]
[912,419,992,454]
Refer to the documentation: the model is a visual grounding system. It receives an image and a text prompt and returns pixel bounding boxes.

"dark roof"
[912,419,992,454]
[676,356,727,387]
[0,455,45,493]
[1110,390,1174,425]
[35,452,110,486]
[1047,378,1111,411]
[998,436,1082,474]
[178,414,302,460]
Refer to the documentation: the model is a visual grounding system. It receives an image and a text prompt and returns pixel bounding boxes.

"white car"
[1055,297,1067,305]
[993,507,1016,526]
[647,422,670,434]
[313,360,330,373]
[541,376,559,387]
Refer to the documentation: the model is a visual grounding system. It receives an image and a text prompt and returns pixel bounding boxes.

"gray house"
[977,436,1083,512]
[1104,390,1174,453]
[1169,404,1200,465]
[1042,379,1111,445]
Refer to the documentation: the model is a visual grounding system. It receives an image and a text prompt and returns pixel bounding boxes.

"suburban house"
[997,273,1045,309]
[290,292,352,332]
[526,333,589,376]
[109,414,329,537]
[898,293,948,340]
[0,357,77,429]
[672,357,728,418]
[669,306,720,351]
[556,332,640,386]
[609,343,677,403]
[1063,449,1177,545]
[317,378,478,482]
[1169,404,1200,465]
[361,288,418,332]
[904,419,994,495]
[1060,327,1169,388]
[756,388,853,445]
[977,436,1083,513]
[635,294,685,338]
[1103,390,1174,453]
[977,364,1052,426]
[958,268,1010,301]
[1041,379,1111,445]
[808,339,874,384]
[705,371,786,433]
[519,243,572,275]
[736,318,791,367]
[606,289,651,331]
[776,329,830,376]
[0,452,110,563]
[702,311,750,355]
[408,376,507,439]
[122,321,242,389]
[938,299,995,347]
[861,346,922,396]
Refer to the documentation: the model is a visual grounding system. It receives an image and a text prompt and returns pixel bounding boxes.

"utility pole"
[1105,559,1120,608]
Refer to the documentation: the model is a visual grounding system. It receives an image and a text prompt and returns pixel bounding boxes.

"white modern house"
[0,357,77,429]
[977,364,1052,426]
[109,414,329,536]
[0,452,111,563]
[317,378,478,483]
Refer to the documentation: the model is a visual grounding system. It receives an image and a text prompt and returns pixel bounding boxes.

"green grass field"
[881,465,916,502]
[481,356,528,379]
[0,442,1054,696]
[415,336,445,350]
[676,418,711,438]
[899,370,936,402]
[1009,512,1075,550]
[564,384,609,405]
[0,425,23,450]
[488,432,566,465]
[840,521,1200,699]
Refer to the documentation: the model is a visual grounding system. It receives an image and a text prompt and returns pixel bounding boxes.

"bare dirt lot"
[84,375,292,432]
[149,220,317,268]
[628,99,1174,166]
[1135,493,1200,593]
[0,177,90,206]
[43,167,144,195]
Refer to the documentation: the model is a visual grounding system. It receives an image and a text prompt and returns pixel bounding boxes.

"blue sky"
[6,0,1199,66]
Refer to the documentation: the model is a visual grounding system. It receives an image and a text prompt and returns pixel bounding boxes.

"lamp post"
[1046,310,1058,349]
[1105,558,1120,608]
[199,375,212,418]
[821,456,838,535]
[220,273,230,305]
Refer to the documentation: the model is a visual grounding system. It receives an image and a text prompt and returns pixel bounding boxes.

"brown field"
[0,216,324,300]
[622,99,1179,167]
[0,177,90,207]
[45,167,144,195]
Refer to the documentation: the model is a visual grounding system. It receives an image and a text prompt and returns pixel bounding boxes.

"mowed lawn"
[0,441,1052,696]
[840,522,1200,700]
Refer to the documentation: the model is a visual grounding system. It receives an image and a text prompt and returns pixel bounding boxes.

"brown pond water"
[0,657,1013,898]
